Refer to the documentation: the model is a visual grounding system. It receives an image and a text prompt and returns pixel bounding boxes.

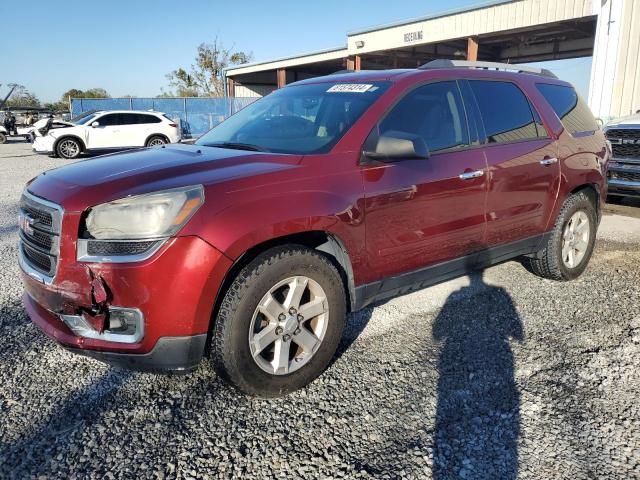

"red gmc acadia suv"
[19,60,609,396]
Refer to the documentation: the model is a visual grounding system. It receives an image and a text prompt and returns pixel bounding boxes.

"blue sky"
[2,0,592,102]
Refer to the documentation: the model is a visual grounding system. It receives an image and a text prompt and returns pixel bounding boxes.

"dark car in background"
[604,115,640,199]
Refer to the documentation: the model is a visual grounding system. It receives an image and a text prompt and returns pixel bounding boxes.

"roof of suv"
[93,110,167,115]
[288,66,571,88]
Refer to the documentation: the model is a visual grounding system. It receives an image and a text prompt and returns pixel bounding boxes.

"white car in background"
[19,118,74,142]
[32,110,182,159]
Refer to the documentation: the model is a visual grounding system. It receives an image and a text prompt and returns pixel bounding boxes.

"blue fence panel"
[130,98,155,111]
[70,97,257,137]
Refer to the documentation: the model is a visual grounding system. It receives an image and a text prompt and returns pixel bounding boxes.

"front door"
[363,80,488,283]
[87,113,124,149]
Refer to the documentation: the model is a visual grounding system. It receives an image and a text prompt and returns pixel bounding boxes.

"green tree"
[166,38,251,97]
[61,88,110,100]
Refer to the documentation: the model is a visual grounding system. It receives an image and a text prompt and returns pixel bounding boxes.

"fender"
[195,189,364,268]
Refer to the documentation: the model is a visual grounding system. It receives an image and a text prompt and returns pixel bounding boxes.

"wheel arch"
[203,230,357,355]
[53,134,86,153]
[145,133,170,146]
[569,183,601,219]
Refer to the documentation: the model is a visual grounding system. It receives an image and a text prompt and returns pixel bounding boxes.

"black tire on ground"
[55,137,82,159]
[211,245,347,397]
[0,132,6,144]
[145,135,167,147]
[524,191,597,281]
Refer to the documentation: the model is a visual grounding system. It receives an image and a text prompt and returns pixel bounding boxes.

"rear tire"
[145,135,167,147]
[0,132,6,144]
[524,191,597,281]
[56,137,82,159]
[211,245,346,397]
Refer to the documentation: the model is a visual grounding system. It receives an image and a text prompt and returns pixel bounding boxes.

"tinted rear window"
[536,83,598,135]
[137,114,161,124]
[469,80,545,144]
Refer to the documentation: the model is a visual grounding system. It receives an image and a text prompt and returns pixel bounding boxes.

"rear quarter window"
[138,114,162,124]
[536,83,598,136]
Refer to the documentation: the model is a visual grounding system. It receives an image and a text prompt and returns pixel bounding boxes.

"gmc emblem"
[18,212,35,236]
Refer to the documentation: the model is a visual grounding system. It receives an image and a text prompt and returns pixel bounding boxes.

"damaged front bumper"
[21,235,232,373]
[23,293,207,372]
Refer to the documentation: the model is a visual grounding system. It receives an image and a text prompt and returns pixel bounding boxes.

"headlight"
[84,185,204,240]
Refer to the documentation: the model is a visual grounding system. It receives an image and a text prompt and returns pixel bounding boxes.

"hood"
[27,144,301,211]
[605,113,640,128]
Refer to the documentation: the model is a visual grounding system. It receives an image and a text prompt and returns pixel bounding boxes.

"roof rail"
[418,59,558,79]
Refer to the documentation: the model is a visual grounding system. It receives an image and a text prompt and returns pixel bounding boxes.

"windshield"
[74,113,99,125]
[70,110,99,125]
[196,81,390,154]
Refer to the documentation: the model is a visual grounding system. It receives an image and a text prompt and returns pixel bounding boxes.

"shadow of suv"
[19,60,608,396]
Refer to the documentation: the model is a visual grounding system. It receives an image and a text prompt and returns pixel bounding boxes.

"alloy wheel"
[148,137,166,147]
[59,139,79,158]
[249,276,329,375]
[562,210,590,268]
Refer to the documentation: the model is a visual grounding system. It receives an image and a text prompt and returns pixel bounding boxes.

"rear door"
[136,114,163,145]
[363,80,488,281]
[117,113,146,146]
[467,79,560,246]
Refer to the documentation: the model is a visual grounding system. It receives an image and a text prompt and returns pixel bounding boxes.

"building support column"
[227,77,235,97]
[467,36,479,61]
[354,54,361,71]
[277,68,286,88]
[346,55,362,71]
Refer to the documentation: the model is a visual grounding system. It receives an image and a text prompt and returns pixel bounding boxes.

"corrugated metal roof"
[347,0,519,36]
[226,46,347,73]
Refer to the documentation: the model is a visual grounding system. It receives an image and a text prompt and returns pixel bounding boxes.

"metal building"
[225,0,640,120]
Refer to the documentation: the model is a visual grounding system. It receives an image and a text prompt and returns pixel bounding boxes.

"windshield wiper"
[205,142,267,152]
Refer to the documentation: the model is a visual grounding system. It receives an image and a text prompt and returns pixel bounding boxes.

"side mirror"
[364,130,429,161]
[91,121,100,128]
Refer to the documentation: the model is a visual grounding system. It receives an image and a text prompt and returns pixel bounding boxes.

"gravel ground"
[0,141,639,479]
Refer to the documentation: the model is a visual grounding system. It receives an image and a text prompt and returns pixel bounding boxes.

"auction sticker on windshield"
[327,84,373,93]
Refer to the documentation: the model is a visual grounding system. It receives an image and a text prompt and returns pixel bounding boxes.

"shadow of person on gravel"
[432,269,524,479]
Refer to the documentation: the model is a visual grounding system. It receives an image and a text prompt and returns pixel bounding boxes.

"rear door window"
[379,81,470,153]
[536,83,598,136]
[119,113,140,126]
[469,80,545,144]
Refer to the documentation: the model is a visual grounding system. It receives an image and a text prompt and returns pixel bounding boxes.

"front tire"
[524,191,597,281]
[0,132,6,144]
[211,245,346,397]
[145,135,167,147]
[56,137,82,159]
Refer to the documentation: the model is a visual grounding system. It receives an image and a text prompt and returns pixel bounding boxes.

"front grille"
[18,192,63,279]
[611,144,640,158]
[21,243,53,276]
[20,229,53,250]
[606,129,640,139]
[22,204,53,229]
[606,128,640,158]
[611,170,640,182]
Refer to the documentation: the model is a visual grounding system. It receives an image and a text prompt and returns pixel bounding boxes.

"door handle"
[459,170,485,180]
[540,157,558,166]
